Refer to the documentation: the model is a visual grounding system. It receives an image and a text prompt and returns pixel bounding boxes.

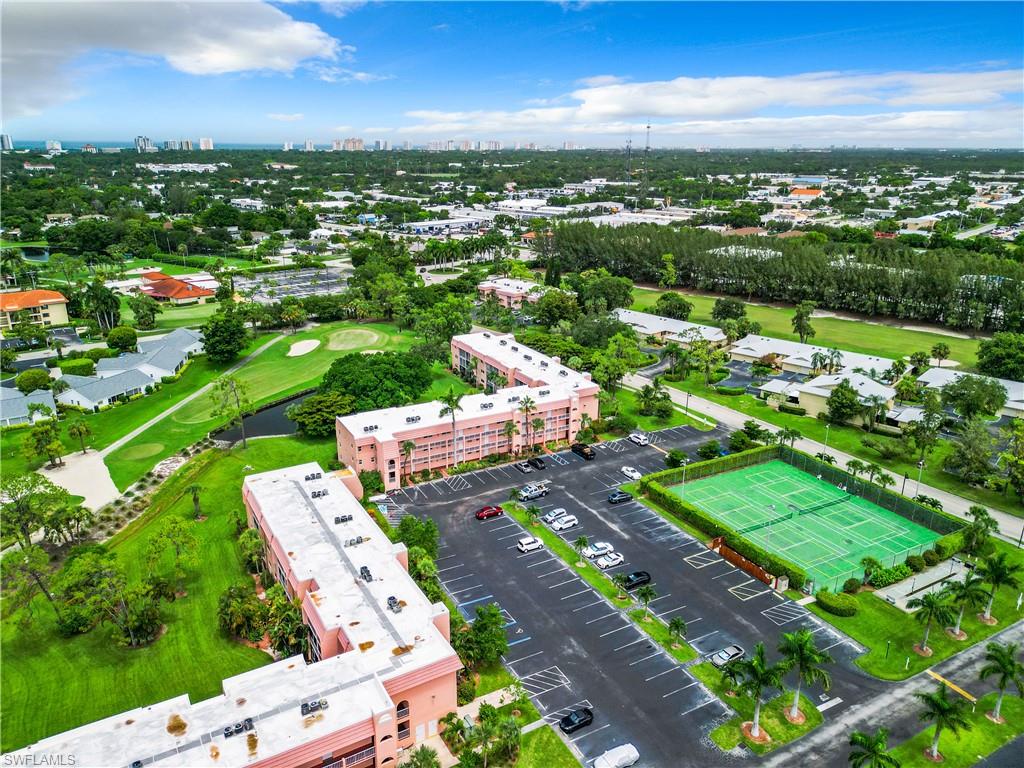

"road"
[627,373,1024,544]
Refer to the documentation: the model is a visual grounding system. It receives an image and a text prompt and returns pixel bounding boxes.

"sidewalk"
[626,373,1024,544]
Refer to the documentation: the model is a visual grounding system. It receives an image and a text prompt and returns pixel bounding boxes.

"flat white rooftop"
[614,308,726,344]
[731,334,895,373]
[477,277,547,296]
[453,331,597,393]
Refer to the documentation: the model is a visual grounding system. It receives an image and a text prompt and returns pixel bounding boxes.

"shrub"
[816,589,858,617]
[55,604,95,637]
[45,358,60,369]
[934,532,964,559]
[728,431,755,452]
[905,554,926,573]
[58,358,95,376]
[456,672,476,706]
[606,413,638,435]
[715,385,745,396]
[84,348,118,362]
[326,459,342,471]
[869,563,913,588]
[923,549,941,567]
[842,578,861,594]
[778,403,807,416]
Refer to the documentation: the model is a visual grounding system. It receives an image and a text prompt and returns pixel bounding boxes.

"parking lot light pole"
[823,423,830,454]
[681,458,689,497]
[915,460,925,496]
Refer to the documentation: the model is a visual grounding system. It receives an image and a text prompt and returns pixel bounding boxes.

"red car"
[475,505,504,520]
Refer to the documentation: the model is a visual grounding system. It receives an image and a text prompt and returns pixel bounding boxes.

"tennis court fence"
[815,539,939,594]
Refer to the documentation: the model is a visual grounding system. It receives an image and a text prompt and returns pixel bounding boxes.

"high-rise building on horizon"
[446,139,456,151]
[343,137,364,151]
[134,136,156,153]
[282,141,293,151]
[485,140,503,151]
[402,140,412,150]
[199,137,214,150]
[331,139,343,151]
[373,139,390,151]
[303,138,315,152]
[162,139,180,151]
[81,144,97,153]
[1,135,12,151]
[180,139,194,151]
[45,140,62,152]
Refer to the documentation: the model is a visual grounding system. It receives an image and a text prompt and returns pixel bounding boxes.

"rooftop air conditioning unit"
[523,354,532,361]
[499,340,507,346]
[559,370,568,377]
[483,332,491,337]
[540,361,548,368]
[539,389,549,396]
[511,346,519,351]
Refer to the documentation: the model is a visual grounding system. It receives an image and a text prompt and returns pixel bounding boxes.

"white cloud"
[267,113,304,122]
[362,126,392,133]
[431,23,450,31]
[397,68,1022,146]
[575,74,627,87]
[310,65,393,84]
[332,125,353,132]
[2,1,344,118]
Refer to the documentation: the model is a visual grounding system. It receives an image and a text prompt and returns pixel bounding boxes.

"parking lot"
[233,266,349,304]
[387,425,884,766]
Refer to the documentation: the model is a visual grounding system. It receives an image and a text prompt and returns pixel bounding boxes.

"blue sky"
[3,1,1022,147]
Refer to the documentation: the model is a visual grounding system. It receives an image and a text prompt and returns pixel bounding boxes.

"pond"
[215,391,311,442]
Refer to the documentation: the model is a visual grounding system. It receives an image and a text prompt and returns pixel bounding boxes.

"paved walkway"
[99,335,282,458]
[626,373,1024,543]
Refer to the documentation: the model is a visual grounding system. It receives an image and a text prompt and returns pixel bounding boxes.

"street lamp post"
[901,472,909,496]
[915,460,925,497]
[681,458,689,497]
[823,423,830,454]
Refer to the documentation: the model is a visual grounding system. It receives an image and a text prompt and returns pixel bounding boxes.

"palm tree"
[493,717,521,763]
[862,395,888,432]
[810,351,829,375]
[525,505,542,526]
[735,643,785,739]
[531,416,546,450]
[67,418,92,454]
[440,711,467,750]
[978,641,1024,723]
[906,590,955,655]
[865,462,883,483]
[612,572,629,599]
[778,629,833,721]
[860,556,882,585]
[502,419,519,453]
[847,727,900,768]
[777,427,802,447]
[400,440,416,482]
[964,505,998,555]
[846,459,867,480]
[438,387,465,464]
[721,660,745,697]
[976,552,1022,623]
[668,616,687,648]
[518,395,537,449]
[875,473,896,491]
[572,535,588,566]
[827,347,843,374]
[945,573,987,639]
[914,683,971,761]
[404,745,441,768]
[186,483,203,520]
[636,584,658,619]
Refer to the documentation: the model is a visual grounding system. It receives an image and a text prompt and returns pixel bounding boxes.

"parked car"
[558,707,594,734]
[516,536,543,553]
[623,571,651,590]
[518,483,549,501]
[551,515,579,532]
[514,461,533,474]
[594,744,639,768]
[596,552,624,569]
[608,490,633,504]
[571,443,596,460]
[710,644,746,668]
[527,457,546,470]
[475,505,504,520]
[620,466,641,481]
[541,507,567,524]
[627,433,649,446]
[583,541,613,559]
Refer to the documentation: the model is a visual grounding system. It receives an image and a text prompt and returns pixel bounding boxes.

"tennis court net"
[738,512,793,534]
[795,495,851,518]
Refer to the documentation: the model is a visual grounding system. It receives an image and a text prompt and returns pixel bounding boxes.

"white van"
[594,743,640,768]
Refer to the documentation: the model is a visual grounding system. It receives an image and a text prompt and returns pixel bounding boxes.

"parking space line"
[613,637,646,651]
[710,566,739,579]
[599,625,632,638]
[547,577,579,589]
[571,724,611,742]
[690,630,720,645]
[507,636,532,647]
[449,584,484,596]
[645,667,682,682]
[489,523,518,532]
[504,651,543,665]
[584,612,617,624]
[628,651,662,666]
[679,698,717,717]
[437,564,465,573]
[662,682,700,698]
[647,593,673,604]
[498,532,525,540]
[535,569,567,578]
[559,589,591,601]
[459,594,494,607]
[571,599,604,612]
[655,605,687,618]
[527,557,557,568]
[440,574,474,585]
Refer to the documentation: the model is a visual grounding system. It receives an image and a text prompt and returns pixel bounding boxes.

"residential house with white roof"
[730,334,895,377]
[96,328,203,382]
[0,388,57,426]
[613,308,727,349]
[916,368,1024,419]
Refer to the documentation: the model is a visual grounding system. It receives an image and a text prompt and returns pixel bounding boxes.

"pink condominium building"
[475,277,550,308]
[16,463,459,768]
[337,331,600,491]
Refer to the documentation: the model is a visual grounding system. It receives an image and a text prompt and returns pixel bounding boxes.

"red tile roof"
[0,289,68,312]
[142,278,215,301]
[791,188,822,196]
[140,271,173,282]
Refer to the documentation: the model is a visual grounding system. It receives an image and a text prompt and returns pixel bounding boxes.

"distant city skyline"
[2,1,1022,148]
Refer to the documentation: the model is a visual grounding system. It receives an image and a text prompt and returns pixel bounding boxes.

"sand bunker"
[287,339,321,357]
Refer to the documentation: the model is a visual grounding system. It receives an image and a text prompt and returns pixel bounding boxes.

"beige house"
[760,373,896,426]
[0,289,69,332]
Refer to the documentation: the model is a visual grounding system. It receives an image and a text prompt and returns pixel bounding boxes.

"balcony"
[397,727,411,741]
[396,705,410,719]
[324,745,375,768]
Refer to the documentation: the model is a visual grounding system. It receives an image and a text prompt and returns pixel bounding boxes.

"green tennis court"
[669,460,941,590]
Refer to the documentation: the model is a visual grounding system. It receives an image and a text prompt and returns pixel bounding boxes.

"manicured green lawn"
[106,321,415,489]
[809,545,1024,680]
[517,725,578,767]
[691,662,823,754]
[1,436,334,751]
[888,691,1024,767]
[632,287,981,369]
[0,239,47,248]
[664,374,1023,516]
[475,662,520,698]
[605,387,712,438]
[424,364,477,401]
[119,296,220,330]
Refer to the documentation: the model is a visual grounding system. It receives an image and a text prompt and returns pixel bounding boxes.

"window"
[308,628,323,661]
[396,700,410,719]
[397,721,411,741]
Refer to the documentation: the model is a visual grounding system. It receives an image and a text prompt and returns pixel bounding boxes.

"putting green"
[327,328,384,351]
[117,442,165,460]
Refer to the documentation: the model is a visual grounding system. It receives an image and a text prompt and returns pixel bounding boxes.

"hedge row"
[869,563,913,588]
[639,444,779,490]
[715,385,746,396]
[646,481,808,590]
[815,589,858,617]
[935,532,964,559]
[778,403,807,416]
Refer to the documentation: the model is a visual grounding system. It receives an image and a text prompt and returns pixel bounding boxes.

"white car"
[583,541,613,559]
[595,744,639,768]
[551,515,579,532]
[620,466,642,481]
[596,552,624,569]
[541,507,568,524]
[627,433,649,446]
[516,536,543,553]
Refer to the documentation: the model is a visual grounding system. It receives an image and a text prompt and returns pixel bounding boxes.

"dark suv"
[571,443,596,460]
[623,571,651,590]
[558,707,594,734]
[527,457,546,470]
